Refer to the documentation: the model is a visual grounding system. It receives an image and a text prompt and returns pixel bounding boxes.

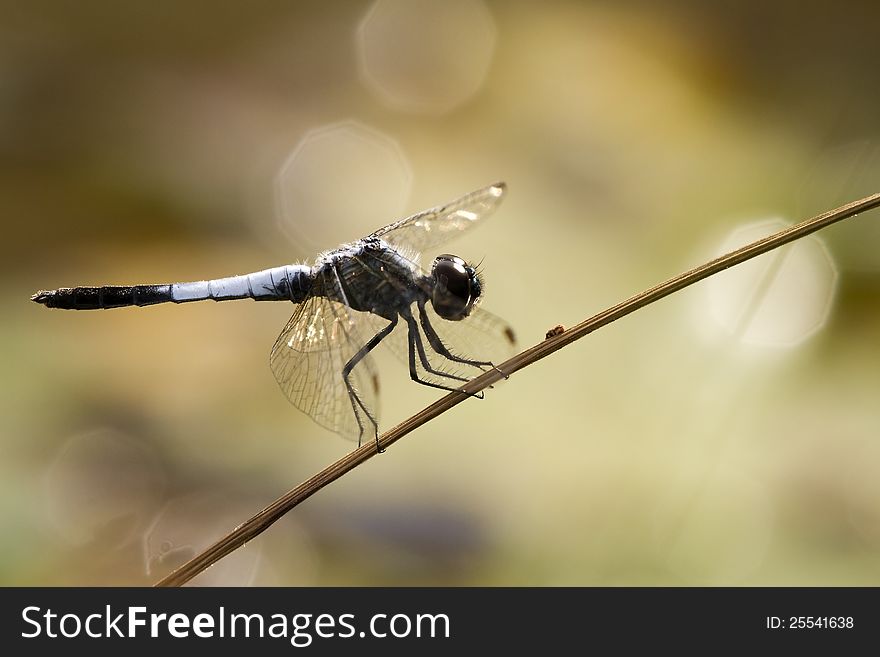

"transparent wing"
[370,182,507,254]
[269,291,381,442]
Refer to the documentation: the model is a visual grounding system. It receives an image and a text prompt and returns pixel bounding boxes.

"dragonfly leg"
[416,300,494,370]
[342,316,397,452]
[407,317,469,384]
[404,312,484,400]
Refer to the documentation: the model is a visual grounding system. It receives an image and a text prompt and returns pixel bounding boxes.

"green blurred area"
[2,0,879,585]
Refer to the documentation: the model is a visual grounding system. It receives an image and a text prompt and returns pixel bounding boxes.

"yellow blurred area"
[2,0,879,585]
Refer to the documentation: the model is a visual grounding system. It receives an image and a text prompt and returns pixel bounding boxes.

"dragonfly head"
[430,254,483,321]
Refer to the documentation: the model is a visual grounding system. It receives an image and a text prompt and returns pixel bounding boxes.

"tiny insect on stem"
[154,191,880,587]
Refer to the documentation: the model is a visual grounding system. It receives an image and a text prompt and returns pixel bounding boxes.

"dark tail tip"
[31,290,56,306]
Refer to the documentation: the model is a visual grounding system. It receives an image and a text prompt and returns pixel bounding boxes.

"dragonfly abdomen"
[32,284,173,309]
[32,265,314,310]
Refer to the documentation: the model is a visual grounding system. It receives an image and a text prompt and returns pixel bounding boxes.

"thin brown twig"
[155,192,880,587]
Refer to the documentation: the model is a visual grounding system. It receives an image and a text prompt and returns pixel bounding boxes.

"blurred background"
[2,0,879,585]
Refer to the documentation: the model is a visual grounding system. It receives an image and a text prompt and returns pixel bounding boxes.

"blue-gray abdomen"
[32,265,314,310]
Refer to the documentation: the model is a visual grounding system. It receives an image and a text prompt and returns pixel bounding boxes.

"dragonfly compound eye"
[431,254,480,321]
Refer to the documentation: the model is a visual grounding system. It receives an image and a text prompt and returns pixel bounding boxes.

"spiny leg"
[404,312,484,399]
[417,299,493,369]
[406,314,469,384]
[417,299,511,382]
[342,316,397,452]
[330,262,377,449]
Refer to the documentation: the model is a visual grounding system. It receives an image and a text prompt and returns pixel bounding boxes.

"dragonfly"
[32,182,517,449]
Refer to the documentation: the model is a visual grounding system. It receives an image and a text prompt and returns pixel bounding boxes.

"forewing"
[269,293,380,442]
[370,182,507,253]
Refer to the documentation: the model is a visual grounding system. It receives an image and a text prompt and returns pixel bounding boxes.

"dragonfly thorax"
[314,240,427,319]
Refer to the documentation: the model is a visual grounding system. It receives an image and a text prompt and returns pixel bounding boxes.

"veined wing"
[269,292,380,442]
[370,182,507,254]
